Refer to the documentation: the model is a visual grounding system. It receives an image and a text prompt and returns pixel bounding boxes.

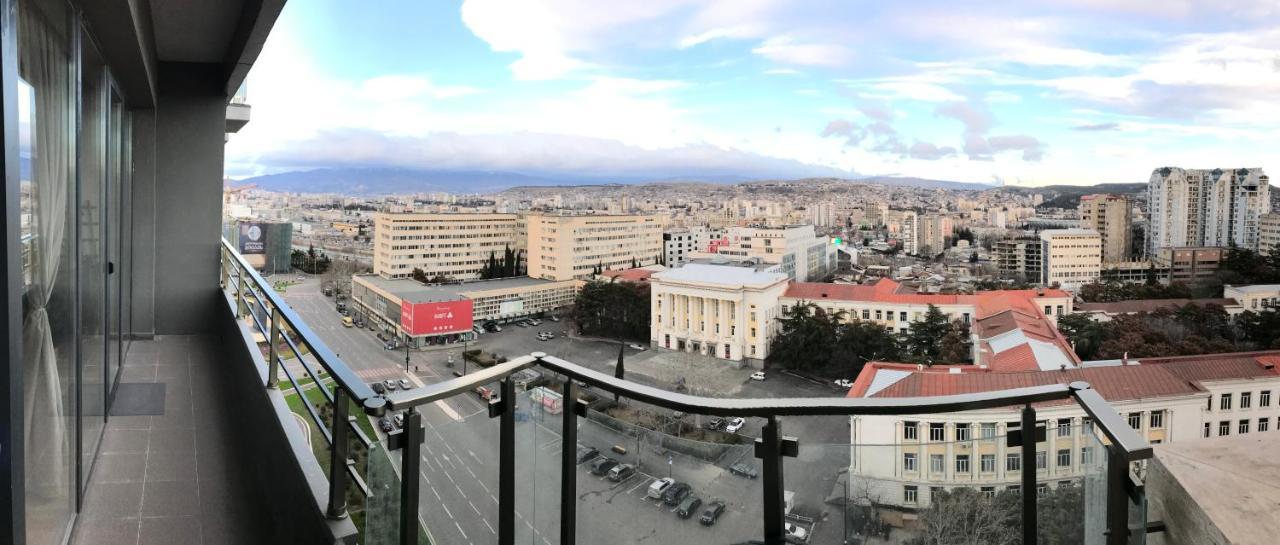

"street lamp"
[404,333,411,372]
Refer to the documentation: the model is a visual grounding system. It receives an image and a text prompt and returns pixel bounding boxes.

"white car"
[785,522,808,541]
[724,417,746,433]
[628,343,647,351]
[750,371,766,381]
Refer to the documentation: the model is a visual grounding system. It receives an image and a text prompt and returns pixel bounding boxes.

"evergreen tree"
[902,305,952,364]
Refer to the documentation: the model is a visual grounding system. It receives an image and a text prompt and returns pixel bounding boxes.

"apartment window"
[1221,393,1232,411]
[904,486,918,504]
[875,310,883,320]
[1082,446,1094,465]
[1219,421,1230,436]
[1057,418,1072,437]
[1260,418,1270,432]
[1262,390,1272,407]
[1006,453,1021,472]
[1037,484,1049,497]
[956,455,971,473]
[1127,412,1141,430]
[1241,392,1252,409]
[981,422,997,439]
[1035,451,1047,470]
[929,423,945,441]
[1204,422,1211,438]
[1056,449,1071,468]
[750,328,756,337]
[1207,396,1213,411]
[981,454,996,473]
[861,309,870,320]
[900,311,908,321]
[903,453,917,472]
[1082,417,1093,433]
[1239,419,1250,434]
[981,486,996,499]
[887,311,895,321]
[903,421,919,440]
[955,423,971,441]
[930,454,945,474]
[1008,485,1021,494]
[1044,305,1052,315]
[1056,305,1064,315]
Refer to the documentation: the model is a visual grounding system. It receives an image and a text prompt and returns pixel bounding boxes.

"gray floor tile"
[141,481,202,517]
[139,515,201,545]
[148,427,195,454]
[81,482,143,520]
[107,415,152,430]
[93,452,147,484]
[101,428,150,454]
[121,364,158,382]
[70,518,139,545]
[145,450,198,482]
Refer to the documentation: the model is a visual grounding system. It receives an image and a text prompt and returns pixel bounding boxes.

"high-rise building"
[662,225,721,267]
[372,212,520,280]
[1040,229,1102,290]
[523,212,665,281]
[693,224,836,281]
[916,214,953,256]
[1258,213,1280,255]
[809,203,836,227]
[1147,167,1271,255]
[887,210,919,254]
[1078,194,1133,263]
[994,238,1043,282]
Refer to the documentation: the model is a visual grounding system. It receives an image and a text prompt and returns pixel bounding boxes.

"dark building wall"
[130,109,158,337]
[153,64,226,334]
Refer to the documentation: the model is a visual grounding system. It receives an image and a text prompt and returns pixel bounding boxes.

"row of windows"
[1212,390,1272,411]
[902,448,1091,475]
[1207,417,1275,437]
[903,482,1065,503]
[902,418,1097,442]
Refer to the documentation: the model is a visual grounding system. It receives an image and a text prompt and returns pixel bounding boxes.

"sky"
[225,0,1280,187]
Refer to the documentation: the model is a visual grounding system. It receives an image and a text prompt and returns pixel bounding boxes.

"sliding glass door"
[76,24,107,496]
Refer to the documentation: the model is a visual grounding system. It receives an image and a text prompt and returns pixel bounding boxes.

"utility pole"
[404,334,410,372]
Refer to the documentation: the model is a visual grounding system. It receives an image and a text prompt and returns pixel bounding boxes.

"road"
[277,274,853,544]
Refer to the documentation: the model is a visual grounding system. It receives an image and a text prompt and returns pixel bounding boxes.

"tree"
[766,303,839,372]
[571,280,650,341]
[829,319,903,378]
[1239,309,1280,349]
[410,267,429,284]
[902,305,952,364]
[938,320,972,363]
[907,484,1085,545]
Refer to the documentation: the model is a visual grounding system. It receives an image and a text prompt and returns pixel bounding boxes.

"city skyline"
[227,0,1279,187]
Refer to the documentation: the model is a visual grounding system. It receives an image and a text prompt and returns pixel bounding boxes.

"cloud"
[907,141,957,160]
[752,36,852,66]
[240,129,854,180]
[857,104,894,122]
[763,68,801,76]
[679,26,758,48]
[935,100,1046,161]
[357,75,480,100]
[1072,122,1120,131]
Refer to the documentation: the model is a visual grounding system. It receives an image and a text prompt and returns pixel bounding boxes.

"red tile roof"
[601,268,655,283]
[783,279,1071,312]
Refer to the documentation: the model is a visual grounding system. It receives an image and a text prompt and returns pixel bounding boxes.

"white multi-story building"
[1040,229,1102,290]
[887,210,919,254]
[1258,213,1280,255]
[649,264,789,365]
[691,224,836,282]
[916,214,953,257]
[810,203,837,227]
[523,212,665,281]
[662,225,722,267]
[1223,284,1280,312]
[847,350,1280,509]
[372,212,520,280]
[1147,167,1271,256]
[1078,194,1133,263]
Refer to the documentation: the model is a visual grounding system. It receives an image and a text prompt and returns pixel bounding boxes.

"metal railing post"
[499,377,516,545]
[266,307,281,388]
[1022,404,1038,545]
[759,415,785,545]
[1105,443,1128,545]
[560,378,578,545]
[400,407,422,545]
[235,265,248,318]
[327,387,351,519]
[219,247,229,288]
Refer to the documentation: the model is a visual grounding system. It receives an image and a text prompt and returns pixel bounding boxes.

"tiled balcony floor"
[69,335,272,545]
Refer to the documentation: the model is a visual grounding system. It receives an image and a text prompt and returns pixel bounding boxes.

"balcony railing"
[218,239,1152,545]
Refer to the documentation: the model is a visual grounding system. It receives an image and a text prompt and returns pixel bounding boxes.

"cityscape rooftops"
[355,274,562,303]
[651,263,788,288]
[1077,298,1241,314]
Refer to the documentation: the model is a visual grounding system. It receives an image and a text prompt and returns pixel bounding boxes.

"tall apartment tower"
[1147,167,1271,256]
[1078,194,1133,262]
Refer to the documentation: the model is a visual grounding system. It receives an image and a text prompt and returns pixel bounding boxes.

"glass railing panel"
[409,389,502,545]
[363,436,404,545]
[573,386,761,544]
[513,375,564,545]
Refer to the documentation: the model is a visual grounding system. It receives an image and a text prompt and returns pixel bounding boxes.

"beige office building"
[1040,229,1102,290]
[524,212,665,281]
[1259,213,1280,255]
[917,214,952,256]
[372,212,520,280]
[1078,194,1132,263]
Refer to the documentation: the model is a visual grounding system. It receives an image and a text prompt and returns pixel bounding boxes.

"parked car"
[676,496,703,519]
[706,417,725,431]
[516,321,529,328]
[784,523,808,541]
[628,343,647,351]
[474,385,496,400]
[371,382,386,395]
[393,413,404,429]
[699,501,726,526]
[378,417,393,433]
[661,482,691,505]
[382,379,397,391]
[750,371,766,381]
[834,379,854,389]
[724,417,746,433]
[576,445,600,465]
[729,463,758,479]
[589,457,619,476]
[342,316,354,327]
[529,319,542,326]
[607,463,635,482]
[398,378,412,390]
[647,477,675,499]
[548,316,560,322]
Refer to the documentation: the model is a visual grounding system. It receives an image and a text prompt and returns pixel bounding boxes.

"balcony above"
[1146,433,1280,545]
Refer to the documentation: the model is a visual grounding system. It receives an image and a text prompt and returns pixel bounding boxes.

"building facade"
[524,212,665,281]
[1154,247,1223,285]
[847,351,1280,509]
[649,264,789,365]
[916,214,952,257]
[1078,194,1132,263]
[692,224,836,282]
[995,239,1043,283]
[1223,285,1280,312]
[1040,229,1102,290]
[1146,167,1272,256]
[1259,213,1280,255]
[662,225,721,267]
[372,212,520,280]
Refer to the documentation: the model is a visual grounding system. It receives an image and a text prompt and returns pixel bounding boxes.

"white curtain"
[20,1,70,497]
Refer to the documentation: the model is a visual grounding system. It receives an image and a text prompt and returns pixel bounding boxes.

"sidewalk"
[566,332,756,397]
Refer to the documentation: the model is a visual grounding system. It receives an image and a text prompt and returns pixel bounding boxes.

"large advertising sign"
[239,222,266,254]
[400,299,473,336]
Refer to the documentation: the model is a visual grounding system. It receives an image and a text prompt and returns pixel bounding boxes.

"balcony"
[87,240,1151,545]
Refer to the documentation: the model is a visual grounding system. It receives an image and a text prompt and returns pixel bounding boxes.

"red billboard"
[400,299,473,336]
